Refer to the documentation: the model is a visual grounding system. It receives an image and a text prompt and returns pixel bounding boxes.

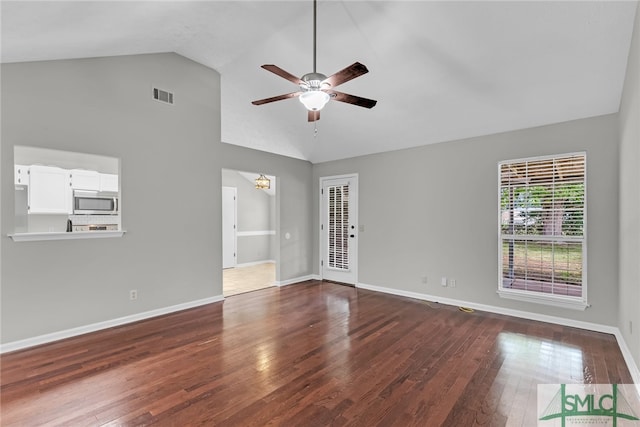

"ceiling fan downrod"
[301,0,326,88]
[313,0,317,74]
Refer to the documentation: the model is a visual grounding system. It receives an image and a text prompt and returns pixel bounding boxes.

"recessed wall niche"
[13,145,120,237]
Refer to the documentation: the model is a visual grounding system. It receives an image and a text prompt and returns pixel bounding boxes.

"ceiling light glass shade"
[299,90,330,111]
[255,174,271,190]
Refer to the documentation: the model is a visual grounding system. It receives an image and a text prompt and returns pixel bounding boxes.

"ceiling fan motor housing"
[300,72,329,90]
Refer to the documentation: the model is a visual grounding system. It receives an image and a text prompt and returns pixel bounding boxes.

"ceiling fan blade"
[323,62,369,88]
[252,92,302,106]
[327,90,377,109]
[308,110,320,122]
[261,64,303,85]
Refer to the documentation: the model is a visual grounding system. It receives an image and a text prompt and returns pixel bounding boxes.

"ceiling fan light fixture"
[299,90,330,111]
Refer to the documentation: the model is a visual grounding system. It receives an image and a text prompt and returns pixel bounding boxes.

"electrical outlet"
[441,277,447,287]
[449,279,456,288]
[421,276,428,284]
[130,289,138,300]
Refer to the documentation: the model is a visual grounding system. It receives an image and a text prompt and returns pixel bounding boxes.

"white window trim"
[497,152,588,310]
[497,289,588,310]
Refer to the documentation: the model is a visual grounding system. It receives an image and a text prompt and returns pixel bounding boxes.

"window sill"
[497,288,588,311]
[8,230,125,242]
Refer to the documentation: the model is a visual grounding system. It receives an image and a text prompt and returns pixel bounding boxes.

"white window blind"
[499,153,586,308]
[328,185,349,270]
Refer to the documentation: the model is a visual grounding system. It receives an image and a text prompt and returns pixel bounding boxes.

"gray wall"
[313,114,619,326]
[2,44,633,355]
[1,53,222,344]
[1,53,316,346]
[220,144,313,283]
[221,169,275,264]
[618,5,640,370]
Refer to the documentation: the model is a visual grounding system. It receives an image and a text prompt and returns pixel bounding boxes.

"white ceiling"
[1,1,637,163]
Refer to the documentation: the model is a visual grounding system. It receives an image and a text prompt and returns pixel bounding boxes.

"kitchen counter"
[9,230,125,242]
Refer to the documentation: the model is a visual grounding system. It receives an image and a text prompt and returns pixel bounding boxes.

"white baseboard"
[276,274,320,287]
[0,295,224,354]
[614,330,640,385]
[356,282,614,333]
[235,260,276,268]
[356,282,640,382]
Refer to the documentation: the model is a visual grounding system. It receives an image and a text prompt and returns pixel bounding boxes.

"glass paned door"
[321,175,358,284]
[328,184,349,270]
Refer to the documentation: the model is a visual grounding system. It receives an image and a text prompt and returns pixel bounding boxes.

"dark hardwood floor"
[0,281,634,426]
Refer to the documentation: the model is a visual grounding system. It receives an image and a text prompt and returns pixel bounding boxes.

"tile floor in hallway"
[223,262,275,296]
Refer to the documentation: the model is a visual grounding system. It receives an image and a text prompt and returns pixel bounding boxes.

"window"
[327,184,350,270]
[11,145,122,241]
[498,153,587,310]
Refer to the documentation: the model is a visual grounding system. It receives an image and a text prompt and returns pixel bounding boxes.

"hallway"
[223,262,275,296]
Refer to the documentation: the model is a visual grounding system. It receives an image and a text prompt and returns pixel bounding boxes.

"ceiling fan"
[251,0,377,122]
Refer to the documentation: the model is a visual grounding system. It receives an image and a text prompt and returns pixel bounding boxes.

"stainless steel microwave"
[73,190,119,215]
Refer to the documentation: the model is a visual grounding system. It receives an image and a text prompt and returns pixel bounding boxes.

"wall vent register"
[153,87,174,105]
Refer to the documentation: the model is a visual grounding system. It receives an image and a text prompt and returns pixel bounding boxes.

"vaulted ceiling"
[1,1,637,163]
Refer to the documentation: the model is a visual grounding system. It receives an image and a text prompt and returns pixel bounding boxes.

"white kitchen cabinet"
[14,165,28,185]
[28,165,72,214]
[99,173,119,192]
[70,169,100,191]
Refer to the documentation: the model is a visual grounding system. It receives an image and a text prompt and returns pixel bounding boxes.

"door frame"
[222,186,237,269]
[319,173,358,285]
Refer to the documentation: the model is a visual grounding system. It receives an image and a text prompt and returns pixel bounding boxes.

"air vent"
[153,87,174,105]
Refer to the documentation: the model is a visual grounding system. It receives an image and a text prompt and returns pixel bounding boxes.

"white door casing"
[222,186,237,269]
[320,174,358,285]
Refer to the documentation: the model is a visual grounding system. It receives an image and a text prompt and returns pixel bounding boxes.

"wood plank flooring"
[0,281,634,426]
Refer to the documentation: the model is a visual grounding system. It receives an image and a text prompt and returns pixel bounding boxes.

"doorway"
[320,174,358,285]
[222,169,277,296]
